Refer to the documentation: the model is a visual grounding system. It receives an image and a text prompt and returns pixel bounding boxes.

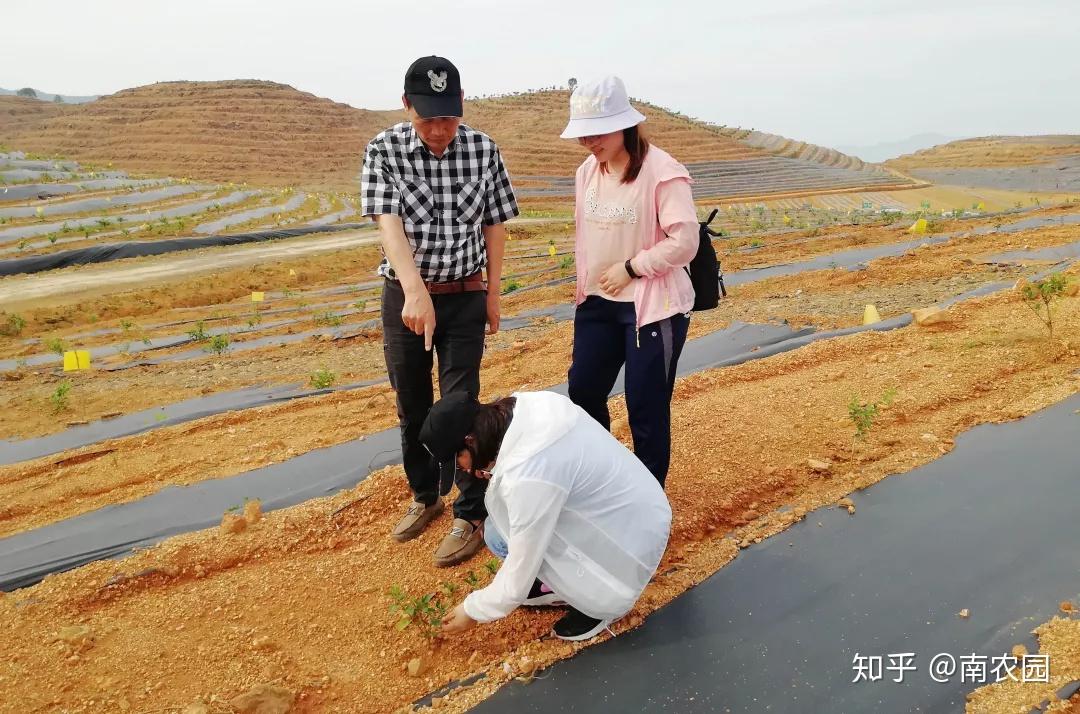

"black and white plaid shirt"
[361,122,519,282]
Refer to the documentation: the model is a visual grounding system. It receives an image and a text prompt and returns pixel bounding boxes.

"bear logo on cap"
[428,70,448,93]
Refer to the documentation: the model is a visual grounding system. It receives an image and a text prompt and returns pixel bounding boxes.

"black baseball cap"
[404,56,463,118]
[419,391,480,465]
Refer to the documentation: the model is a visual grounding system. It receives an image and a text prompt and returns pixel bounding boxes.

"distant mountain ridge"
[0,87,99,104]
[836,133,962,164]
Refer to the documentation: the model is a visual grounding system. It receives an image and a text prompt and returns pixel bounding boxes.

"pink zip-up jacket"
[574,146,698,328]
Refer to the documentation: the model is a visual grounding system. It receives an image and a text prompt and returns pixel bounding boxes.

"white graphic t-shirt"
[583,168,643,302]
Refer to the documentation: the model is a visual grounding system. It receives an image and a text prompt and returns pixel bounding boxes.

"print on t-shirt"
[584,185,638,225]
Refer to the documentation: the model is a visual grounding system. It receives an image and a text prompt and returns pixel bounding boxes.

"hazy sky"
[4,0,1077,148]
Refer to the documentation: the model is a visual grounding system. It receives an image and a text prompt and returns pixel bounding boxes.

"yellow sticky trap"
[909,218,927,234]
[863,304,881,325]
[977,202,986,211]
[548,245,557,257]
[288,269,297,277]
[783,214,792,225]
[251,292,265,302]
[63,350,91,371]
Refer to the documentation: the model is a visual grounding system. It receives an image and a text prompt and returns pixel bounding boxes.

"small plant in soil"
[502,278,522,294]
[2,313,26,337]
[388,585,449,640]
[45,337,67,356]
[206,334,231,354]
[187,321,210,342]
[50,381,73,413]
[314,312,344,327]
[309,367,336,389]
[1021,274,1069,341]
[848,387,897,455]
[483,557,501,576]
[463,571,481,589]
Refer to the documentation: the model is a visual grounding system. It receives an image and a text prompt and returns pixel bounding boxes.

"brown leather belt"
[425,271,487,295]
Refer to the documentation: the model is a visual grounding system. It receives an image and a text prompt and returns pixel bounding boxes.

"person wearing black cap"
[420,390,672,641]
[360,56,520,567]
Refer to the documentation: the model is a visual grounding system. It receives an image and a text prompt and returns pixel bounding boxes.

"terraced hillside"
[475,92,913,199]
[2,82,913,199]
[0,81,402,192]
[886,135,1080,193]
[0,96,72,138]
[888,135,1080,170]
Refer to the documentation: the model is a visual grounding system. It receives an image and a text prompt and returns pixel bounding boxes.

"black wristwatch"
[624,259,641,279]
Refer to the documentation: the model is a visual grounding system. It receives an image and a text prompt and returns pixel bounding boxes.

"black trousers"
[567,296,689,487]
[381,278,488,520]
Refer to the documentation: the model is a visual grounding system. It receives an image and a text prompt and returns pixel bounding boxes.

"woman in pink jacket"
[560,75,699,487]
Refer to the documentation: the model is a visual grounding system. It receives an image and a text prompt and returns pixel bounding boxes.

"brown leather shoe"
[434,518,484,567]
[390,499,444,543]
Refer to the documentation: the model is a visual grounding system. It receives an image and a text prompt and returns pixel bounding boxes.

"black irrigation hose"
[0,223,370,277]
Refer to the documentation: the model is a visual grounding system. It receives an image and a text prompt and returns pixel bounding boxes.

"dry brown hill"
[887,135,1080,170]
[1,80,401,190]
[0,82,770,190]
[0,95,73,141]
[2,81,898,198]
[466,90,765,175]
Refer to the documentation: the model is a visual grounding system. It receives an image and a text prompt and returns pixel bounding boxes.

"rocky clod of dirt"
[228,683,294,714]
[1062,601,1076,613]
[807,458,832,474]
[407,655,430,678]
[912,307,947,326]
[55,625,94,652]
[220,512,248,535]
[1066,282,1080,297]
[244,499,263,524]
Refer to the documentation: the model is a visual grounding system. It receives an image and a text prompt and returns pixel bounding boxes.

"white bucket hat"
[560,75,647,139]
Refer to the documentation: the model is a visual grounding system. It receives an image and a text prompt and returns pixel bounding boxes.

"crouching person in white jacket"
[419,390,672,641]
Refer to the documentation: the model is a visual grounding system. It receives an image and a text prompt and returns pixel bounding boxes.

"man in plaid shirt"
[361,55,519,567]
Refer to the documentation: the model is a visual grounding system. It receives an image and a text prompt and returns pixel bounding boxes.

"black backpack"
[685,208,726,311]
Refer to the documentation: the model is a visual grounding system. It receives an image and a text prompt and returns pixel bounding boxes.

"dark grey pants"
[567,295,689,487]
[381,278,488,520]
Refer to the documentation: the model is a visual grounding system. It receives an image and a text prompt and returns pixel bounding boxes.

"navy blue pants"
[568,296,689,487]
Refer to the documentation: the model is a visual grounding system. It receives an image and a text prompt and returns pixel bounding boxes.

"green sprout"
[50,381,73,413]
[309,367,337,389]
[388,585,450,640]
[848,387,897,456]
[1021,274,1070,341]
[186,321,210,342]
[206,334,231,354]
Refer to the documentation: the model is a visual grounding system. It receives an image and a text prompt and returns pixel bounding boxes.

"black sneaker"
[553,607,611,641]
[524,579,566,607]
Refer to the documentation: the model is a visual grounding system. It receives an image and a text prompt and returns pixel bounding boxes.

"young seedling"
[45,337,67,356]
[309,367,336,389]
[483,557,501,577]
[50,381,73,414]
[558,255,574,271]
[463,571,481,589]
[502,279,522,294]
[847,387,897,457]
[314,312,344,327]
[388,585,450,640]
[2,313,26,337]
[1020,274,1069,341]
[187,321,210,342]
[206,334,231,355]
